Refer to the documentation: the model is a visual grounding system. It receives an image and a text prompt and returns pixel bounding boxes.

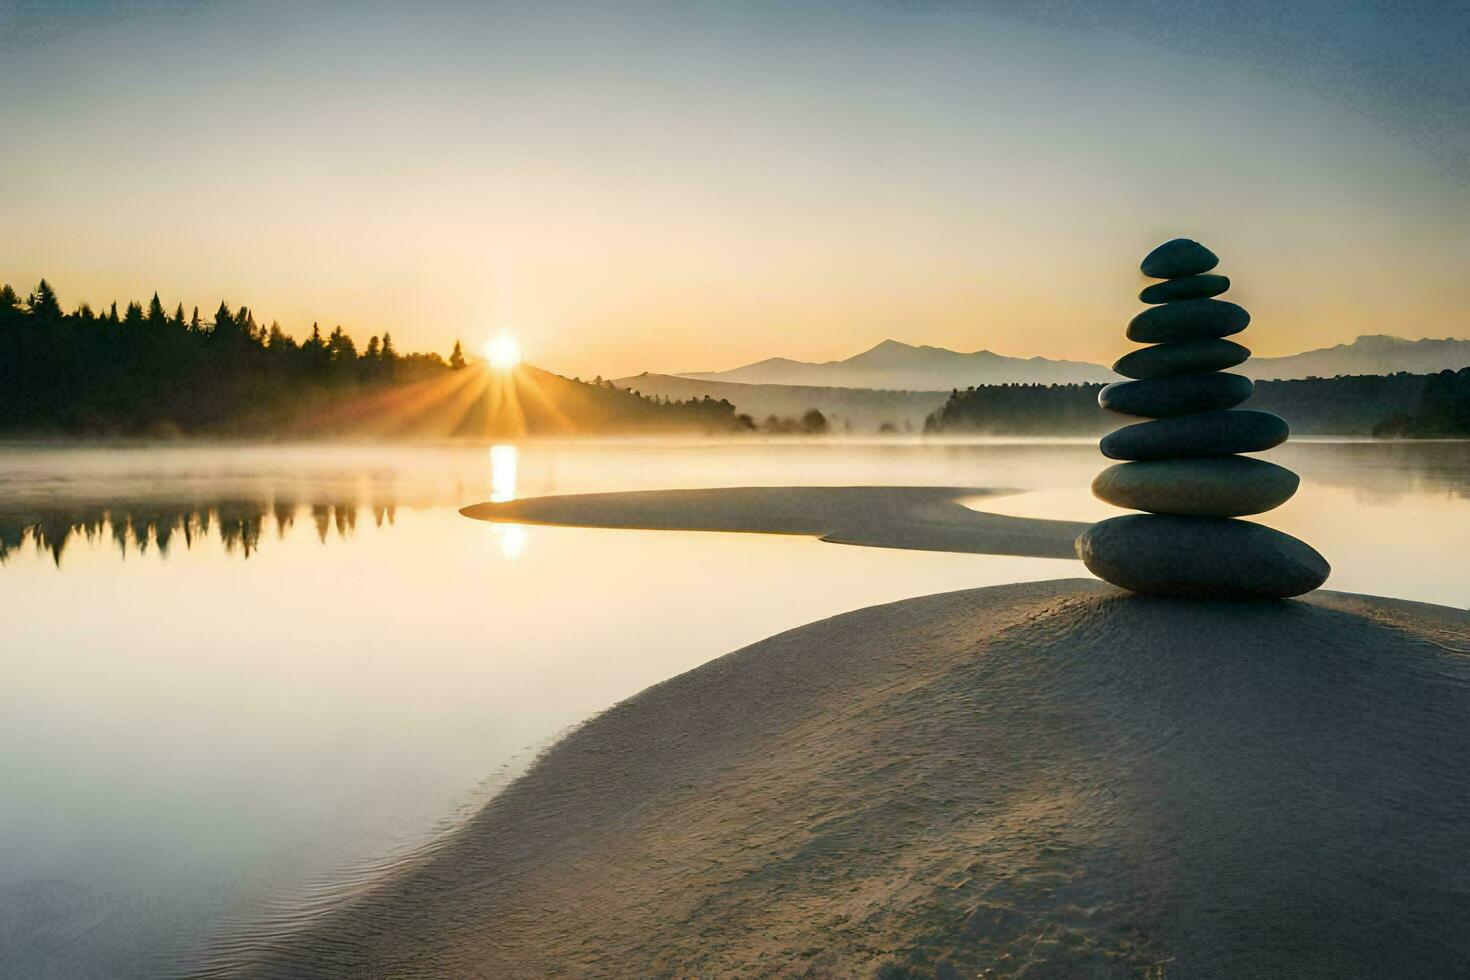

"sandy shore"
[245,579,1470,978]
[463,486,1091,559]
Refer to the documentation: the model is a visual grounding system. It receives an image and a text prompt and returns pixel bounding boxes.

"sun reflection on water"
[495,523,527,561]
[490,444,518,503]
[488,443,527,559]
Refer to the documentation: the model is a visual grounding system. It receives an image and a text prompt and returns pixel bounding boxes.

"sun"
[483,334,521,370]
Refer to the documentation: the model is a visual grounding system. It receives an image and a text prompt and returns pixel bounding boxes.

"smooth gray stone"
[1128,299,1251,343]
[1141,239,1219,279]
[1098,372,1253,418]
[1139,273,1230,304]
[1075,514,1330,598]
[1092,457,1299,516]
[1101,410,1288,460]
[1112,338,1251,380]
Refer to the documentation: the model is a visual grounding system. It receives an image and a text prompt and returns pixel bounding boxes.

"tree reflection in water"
[0,496,397,565]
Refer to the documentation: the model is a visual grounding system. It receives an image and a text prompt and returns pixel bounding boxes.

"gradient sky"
[3,0,1467,377]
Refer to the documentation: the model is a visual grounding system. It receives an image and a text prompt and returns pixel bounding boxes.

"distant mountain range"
[678,340,1114,389]
[676,335,1470,390]
[1241,335,1470,381]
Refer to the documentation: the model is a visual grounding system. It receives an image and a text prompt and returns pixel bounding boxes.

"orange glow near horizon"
[3,4,1466,380]
[285,363,587,442]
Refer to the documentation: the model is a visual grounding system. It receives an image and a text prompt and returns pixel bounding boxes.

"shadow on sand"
[239,579,1470,978]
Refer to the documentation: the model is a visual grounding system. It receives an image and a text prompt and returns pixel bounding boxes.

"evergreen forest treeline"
[925,370,1470,437]
[6,276,1466,439]
[0,278,742,437]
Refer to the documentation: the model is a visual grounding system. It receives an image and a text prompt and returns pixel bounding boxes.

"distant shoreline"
[2,432,1466,449]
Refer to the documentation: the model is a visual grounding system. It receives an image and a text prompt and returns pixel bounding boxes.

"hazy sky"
[3,0,1467,377]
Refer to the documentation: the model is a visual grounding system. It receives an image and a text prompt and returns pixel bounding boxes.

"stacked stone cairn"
[1075,238,1330,598]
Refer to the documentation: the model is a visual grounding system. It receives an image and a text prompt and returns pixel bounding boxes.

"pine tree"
[327,325,356,361]
[266,321,293,350]
[300,321,330,373]
[213,301,234,339]
[147,292,166,326]
[28,279,62,320]
[170,303,186,330]
[380,332,397,360]
[188,306,201,333]
[449,340,466,370]
[238,307,260,344]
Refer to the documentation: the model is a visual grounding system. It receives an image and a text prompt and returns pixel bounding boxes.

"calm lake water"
[1,438,1467,977]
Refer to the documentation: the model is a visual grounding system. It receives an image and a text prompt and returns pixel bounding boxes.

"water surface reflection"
[0,444,529,563]
[1,438,1466,978]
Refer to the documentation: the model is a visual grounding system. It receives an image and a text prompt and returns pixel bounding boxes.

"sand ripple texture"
[240,579,1470,978]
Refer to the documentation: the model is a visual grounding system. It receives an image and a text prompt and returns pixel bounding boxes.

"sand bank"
[463,486,1090,559]
[245,579,1470,978]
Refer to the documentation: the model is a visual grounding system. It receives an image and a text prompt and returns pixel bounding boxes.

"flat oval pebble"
[1139,273,1230,304]
[1128,299,1251,343]
[1140,239,1219,279]
[1098,372,1252,418]
[1075,514,1330,598]
[1092,457,1299,516]
[1101,410,1287,460]
[1112,338,1251,380]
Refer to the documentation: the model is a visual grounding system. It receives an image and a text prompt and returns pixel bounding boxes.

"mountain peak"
[854,339,919,358]
[1350,334,1409,350]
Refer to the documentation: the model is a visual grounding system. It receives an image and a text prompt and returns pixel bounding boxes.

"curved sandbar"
[246,580,1470,978]
[463,486,1090,559]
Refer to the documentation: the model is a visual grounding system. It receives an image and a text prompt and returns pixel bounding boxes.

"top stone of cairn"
[1140,238,1219,279]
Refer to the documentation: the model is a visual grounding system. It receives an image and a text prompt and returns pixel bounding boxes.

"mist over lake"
[1,438,1466,975]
